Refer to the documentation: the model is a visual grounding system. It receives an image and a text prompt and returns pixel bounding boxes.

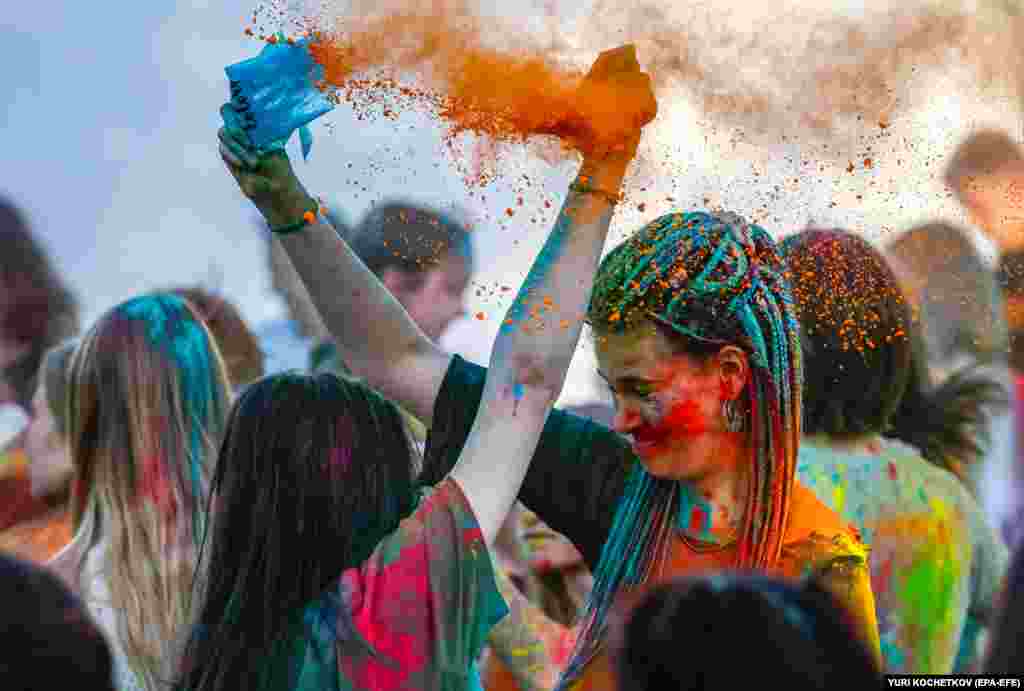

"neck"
[676,435,749,545]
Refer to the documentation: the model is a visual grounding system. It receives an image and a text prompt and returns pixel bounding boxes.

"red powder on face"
[633,399,707,456]
[689,505,705,535]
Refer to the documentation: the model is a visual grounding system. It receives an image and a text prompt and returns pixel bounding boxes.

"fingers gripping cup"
[224,37,335,159]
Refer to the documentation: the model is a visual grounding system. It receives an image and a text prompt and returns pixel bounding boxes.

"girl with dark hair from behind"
[782,228,1008,674]
[609,574,883,690]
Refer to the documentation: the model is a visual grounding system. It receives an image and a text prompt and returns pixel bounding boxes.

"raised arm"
[449,45,656,546]
[219,127,449,426]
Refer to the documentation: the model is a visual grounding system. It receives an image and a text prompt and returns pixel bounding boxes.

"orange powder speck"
[506,208,515,217]
[476,312,486,320]
[864,157,873,168]
[267,35,278,44]
[559,319,571,329]
[303,211,317,224]
[543,296,553,306]
[637,202,646,212]
[245,27,254,36]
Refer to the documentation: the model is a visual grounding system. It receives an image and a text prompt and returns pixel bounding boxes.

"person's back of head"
[782,229,912,439]
[0,197,79,410]
[783,228,1004,480]
[181,371,420,691]
[886,222,1007,368]
[611,574,881,690]
[168,286,265,390]
[0,551,114,690]
[65,293,233,689]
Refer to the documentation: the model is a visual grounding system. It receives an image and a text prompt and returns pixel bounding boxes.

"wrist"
[578,156,630,193]
[258,185,317,228]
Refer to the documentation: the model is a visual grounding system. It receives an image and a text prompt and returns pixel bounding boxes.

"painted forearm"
[484,160,624,401]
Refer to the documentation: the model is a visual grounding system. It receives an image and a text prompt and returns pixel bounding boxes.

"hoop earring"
[722,399,744,433]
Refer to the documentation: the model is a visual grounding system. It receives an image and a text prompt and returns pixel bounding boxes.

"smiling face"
[594,321,749,482]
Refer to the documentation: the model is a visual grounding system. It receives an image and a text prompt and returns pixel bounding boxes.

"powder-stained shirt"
[798,437,1008,674]
[332,478,507,691]
[421,355,881,691]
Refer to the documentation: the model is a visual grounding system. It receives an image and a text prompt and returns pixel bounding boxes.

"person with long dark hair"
[184,45,657,691]
[782,228,1008,673]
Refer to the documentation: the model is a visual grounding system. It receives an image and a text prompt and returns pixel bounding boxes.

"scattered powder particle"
[475,312,486,320]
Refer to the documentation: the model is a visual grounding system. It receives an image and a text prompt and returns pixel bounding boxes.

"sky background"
[3,0,1021,406]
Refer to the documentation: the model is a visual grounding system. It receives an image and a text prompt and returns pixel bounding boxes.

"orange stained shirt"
[565,480,882,691]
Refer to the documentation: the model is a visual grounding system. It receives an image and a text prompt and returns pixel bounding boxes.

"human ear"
[715,346,749,400]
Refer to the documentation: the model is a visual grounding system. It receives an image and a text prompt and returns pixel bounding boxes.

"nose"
[611,398,642,435]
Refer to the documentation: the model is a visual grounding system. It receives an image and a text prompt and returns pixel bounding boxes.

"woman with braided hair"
[223,53,878,691]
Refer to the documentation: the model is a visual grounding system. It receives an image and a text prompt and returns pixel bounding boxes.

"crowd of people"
[2,44,1024,690]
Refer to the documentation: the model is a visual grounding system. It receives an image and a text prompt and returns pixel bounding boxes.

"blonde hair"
[60,294,231,690]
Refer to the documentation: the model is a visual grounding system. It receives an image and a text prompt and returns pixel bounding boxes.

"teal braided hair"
[558,211,803,689]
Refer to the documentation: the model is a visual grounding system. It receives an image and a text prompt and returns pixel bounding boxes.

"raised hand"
[218,106,314,227]
[575,44,658,162]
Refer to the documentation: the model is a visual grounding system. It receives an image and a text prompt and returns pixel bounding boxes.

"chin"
[635,449,692,481]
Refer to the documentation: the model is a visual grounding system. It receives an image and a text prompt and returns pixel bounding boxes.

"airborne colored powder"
[247,0,653,173]
[248,0,1024,148]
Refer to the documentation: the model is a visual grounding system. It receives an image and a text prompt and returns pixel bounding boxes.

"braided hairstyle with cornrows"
[558,211,802,690]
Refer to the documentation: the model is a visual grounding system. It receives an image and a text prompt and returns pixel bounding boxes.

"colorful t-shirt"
[333,478,507,691]
[422,356,881,691]
[798,437,1008,674]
